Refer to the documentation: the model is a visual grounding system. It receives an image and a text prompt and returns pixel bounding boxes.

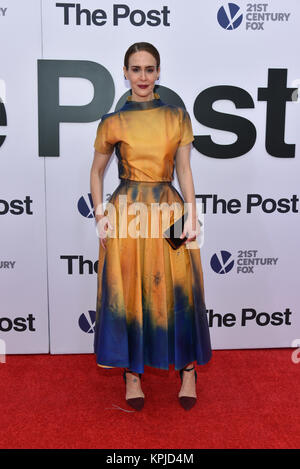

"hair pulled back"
[124,42,160,70]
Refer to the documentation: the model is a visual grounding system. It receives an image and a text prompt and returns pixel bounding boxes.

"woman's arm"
[90,149,113,248]
[175,143,198,241]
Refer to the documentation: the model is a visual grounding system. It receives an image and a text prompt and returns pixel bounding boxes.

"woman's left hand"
[180,217,201,244]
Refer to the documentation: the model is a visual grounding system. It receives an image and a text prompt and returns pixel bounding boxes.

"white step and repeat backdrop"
[1,0,299,356]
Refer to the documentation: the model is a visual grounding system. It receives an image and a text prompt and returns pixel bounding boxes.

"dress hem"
[96,353,212,373]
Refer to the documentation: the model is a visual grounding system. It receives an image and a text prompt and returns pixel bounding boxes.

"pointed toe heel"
[178,396,197,410]
[126,397,144,411]
[123,369,144,411]
[178,365,197,411]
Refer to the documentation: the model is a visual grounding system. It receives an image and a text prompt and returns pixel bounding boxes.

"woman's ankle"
[125,368,140,378]
[182,362,195,371]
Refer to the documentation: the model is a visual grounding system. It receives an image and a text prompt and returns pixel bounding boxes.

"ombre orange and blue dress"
[93,92,212,374]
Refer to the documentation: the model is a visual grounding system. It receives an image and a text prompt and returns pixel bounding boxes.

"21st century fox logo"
[217,2,291,30]
[56,3,170,27]
[211,249,279,274]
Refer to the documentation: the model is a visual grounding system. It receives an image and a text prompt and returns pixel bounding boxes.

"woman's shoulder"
[162,102,189,114]
[96,110,122,133]
[162,104,191,122]
[100,110,119,123]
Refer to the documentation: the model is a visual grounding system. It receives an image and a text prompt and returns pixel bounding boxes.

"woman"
[90,42,212,411]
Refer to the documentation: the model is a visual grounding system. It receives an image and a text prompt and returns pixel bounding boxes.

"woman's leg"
[124,369,145,400]
[178,362,197,398]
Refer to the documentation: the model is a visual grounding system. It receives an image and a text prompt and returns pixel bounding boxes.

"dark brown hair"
[124,42,160,70]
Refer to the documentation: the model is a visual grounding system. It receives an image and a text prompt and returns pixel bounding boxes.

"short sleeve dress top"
[93,92,212,374]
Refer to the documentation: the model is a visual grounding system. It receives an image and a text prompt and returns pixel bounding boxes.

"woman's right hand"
[96,214,113,250]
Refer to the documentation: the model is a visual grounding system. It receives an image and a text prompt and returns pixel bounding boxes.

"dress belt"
[120,178,172,185]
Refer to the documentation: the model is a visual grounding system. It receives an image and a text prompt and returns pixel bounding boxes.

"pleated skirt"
[94,178,212,374]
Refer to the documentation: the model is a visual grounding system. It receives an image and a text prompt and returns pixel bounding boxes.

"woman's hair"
[124,42,160,70]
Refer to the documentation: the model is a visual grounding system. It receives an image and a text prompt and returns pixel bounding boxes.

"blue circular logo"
[217,3,243,30]
[210,250,234,274]
[78,194,94,218]
[78,310,96,333]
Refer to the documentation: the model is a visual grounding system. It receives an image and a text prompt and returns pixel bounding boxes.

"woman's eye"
[131,68,155,73]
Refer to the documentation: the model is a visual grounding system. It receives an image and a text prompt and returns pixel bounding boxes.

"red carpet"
[0,349,299,449]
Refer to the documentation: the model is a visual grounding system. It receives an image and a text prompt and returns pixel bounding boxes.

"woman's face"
[123,50,160,102]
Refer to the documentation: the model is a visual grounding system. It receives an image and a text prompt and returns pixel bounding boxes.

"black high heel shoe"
[178,365,197,410]
[123,369,144,411]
